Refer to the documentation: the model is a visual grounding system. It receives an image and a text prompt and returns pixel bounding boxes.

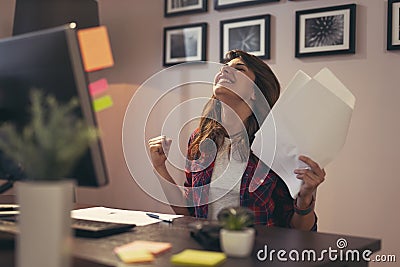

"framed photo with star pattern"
[220,14,271,61]
[295,4,356,57]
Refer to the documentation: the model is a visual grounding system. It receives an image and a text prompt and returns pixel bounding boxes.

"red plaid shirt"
[184,131,317,230]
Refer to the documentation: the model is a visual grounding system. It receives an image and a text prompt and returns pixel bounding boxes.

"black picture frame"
[220,15,271,61]
[163,23,207,66]
[214,0,278,10]
[295,4,356,58]
[164,0,208,17]
[387,0,400,50]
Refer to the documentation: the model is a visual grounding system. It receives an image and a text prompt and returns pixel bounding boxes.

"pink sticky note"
[89,78,109,96]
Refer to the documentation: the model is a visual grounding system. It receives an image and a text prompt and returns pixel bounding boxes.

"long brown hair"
[188,50,280,160]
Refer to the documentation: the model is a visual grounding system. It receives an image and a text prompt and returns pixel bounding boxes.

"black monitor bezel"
[0,24,108,187]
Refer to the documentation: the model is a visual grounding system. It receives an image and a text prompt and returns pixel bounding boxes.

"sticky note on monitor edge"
[89,78,109,96]
[77,26,114,72]
[93,95,113,112]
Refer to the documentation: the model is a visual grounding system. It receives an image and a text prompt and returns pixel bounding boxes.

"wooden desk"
[0,196,381,267]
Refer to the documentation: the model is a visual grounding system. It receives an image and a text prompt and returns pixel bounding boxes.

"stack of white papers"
[252,68,355,198]
[71,207,183,226]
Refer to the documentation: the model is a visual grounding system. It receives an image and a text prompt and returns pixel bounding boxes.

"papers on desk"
[252,68,355,198]
[71,207,183,226]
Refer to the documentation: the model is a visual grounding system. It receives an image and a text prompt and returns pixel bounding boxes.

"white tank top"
[208,138,247,221]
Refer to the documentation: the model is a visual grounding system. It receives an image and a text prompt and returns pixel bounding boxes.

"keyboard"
[0,216,135,238]
[72,218,135,238]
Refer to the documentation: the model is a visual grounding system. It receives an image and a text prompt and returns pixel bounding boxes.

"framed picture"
[387,0,400,50]
[214,0,278,10]
[163,23,207,66]
[295,4,356,57]
[220,15,271,60]
[164,0,208,17]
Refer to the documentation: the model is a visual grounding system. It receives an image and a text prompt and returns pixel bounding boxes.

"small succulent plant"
[217,206,255,231]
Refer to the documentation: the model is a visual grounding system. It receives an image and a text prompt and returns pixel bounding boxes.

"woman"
[148,50,325,231]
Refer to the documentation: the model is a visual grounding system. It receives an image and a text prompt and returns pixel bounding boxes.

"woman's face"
[213,57,256,104]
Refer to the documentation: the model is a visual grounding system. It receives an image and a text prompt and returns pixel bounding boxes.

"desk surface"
[71,217,381,267]
[0,195,381,267]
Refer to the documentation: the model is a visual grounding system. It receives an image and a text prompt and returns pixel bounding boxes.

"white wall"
[1,0,399,265]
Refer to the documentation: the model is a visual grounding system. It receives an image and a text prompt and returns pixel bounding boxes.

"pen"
[146,212,173,223]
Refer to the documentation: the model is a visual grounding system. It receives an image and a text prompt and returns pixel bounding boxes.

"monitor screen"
[0,24,108,187]
[13,0,99,35]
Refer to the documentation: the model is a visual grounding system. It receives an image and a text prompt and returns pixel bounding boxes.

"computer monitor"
[0,23,109,189]
[13,0,99,35]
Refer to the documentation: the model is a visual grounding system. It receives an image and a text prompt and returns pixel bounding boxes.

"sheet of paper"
[252,68,355,198]
[77,26,114,72]
[71,206,183,226]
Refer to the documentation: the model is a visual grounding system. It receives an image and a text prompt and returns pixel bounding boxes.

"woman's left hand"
[294,155,326,198]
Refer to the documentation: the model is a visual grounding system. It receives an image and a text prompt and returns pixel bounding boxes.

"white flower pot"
[220,228,255,257]
[16,180,75,267]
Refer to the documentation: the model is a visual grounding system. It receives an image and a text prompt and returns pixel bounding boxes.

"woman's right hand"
[148,136,172,170]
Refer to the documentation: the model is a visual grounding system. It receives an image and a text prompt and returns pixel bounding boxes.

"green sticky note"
[170,249,226,267]
[93,95,113,112]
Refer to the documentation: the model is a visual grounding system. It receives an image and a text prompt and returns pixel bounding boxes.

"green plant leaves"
[217,206,255,231]
[0,89,99,180]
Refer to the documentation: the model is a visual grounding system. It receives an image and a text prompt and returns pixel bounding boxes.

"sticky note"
[93,95,113,112]
[170,249,226,267]
[116,249,154,263]
[114,240,172,256]
[89,78,109,96]
[77,26,114,72]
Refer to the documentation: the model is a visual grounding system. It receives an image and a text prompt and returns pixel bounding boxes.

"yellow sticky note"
[170,249,226,267]
[116,249,154,263]
[77,26,114,72]
[93,95,113,112]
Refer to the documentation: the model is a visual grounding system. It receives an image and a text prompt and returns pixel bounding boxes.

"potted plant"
[0,89,99,267]
[217,206,256,257]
